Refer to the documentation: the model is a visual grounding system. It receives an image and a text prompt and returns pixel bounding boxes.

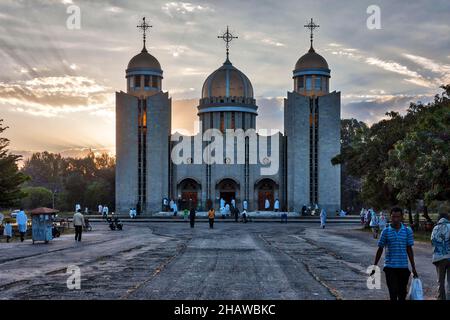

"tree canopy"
[333,85,450,217]
[0,119,29,207]
[21,150,115,211]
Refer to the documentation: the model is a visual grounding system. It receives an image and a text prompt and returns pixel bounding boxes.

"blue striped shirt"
[378,223,414,268]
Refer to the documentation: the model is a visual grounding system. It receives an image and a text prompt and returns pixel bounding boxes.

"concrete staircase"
[79,212,361,224]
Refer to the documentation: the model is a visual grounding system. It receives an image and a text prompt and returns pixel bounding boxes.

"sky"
[0,0,449,159]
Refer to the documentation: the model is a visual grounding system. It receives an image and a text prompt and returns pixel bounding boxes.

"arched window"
[134,75,141,88]
[315,77,322,91]
[305,77,312,90]
[298,76,304,90]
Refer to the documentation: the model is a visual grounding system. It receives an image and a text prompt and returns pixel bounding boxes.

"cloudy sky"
[0,0,449,158]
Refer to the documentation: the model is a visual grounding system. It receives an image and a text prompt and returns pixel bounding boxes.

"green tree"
[333,86,450,222]
[385,86,450,222]
[20,186,53,209]
[332,112,408,209]
[21,150,116,211]
[21,152,67,191]
[339,119,369,212]
[0,119,29,207]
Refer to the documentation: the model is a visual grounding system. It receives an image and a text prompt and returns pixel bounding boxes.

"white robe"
[274,200,280,210]
[320,209,327,226]
[16,211,28,232]
[265,199,270,209]
[243,201,248,210]
[220,198,225,209]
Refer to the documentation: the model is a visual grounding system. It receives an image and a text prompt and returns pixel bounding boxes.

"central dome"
[295,47,329,71]
[202,60,253,99]
[127,48,162,71]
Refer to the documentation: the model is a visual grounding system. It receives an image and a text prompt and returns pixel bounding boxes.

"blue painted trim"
[198,106,258,115]
[126,69,163,77]
[293,68,330,77]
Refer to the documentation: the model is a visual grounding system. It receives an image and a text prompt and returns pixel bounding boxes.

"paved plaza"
[0,221,438,300]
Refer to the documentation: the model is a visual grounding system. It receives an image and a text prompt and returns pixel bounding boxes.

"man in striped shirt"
[372,207,418,300]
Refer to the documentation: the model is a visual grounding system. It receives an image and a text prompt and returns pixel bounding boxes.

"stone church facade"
[116,22,341,214]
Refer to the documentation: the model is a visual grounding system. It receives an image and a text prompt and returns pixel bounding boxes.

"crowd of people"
[360,207,388,239]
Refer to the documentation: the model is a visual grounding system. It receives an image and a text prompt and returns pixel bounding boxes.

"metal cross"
[304,18,319,48]
[137,17,152,50]
[218,26,238,61]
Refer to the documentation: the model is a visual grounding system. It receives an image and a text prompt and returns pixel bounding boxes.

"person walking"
[320,208,327,229]
[98,204,103,215]
[208,208,215,229]
[102,205,108,219]
[431,212,450,300]
[360,208,366,224]
[264,198,270,211]
[242,210,248,223]
[243,200,248,211]
[189,207,196,228]
[172,201,178,217]
[225,203,230,217]
[3,220,13,243]
[371,207,418,301]
[274,199,280,212]
[16,208,28,242]
[73,209,85,242]
[370,209,380,239]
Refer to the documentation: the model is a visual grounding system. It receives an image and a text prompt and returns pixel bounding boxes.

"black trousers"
[75,226,83,242]
[20,232,25,242]
[209,218,214,229]
[384,267,410,300]
[190,220,195,228]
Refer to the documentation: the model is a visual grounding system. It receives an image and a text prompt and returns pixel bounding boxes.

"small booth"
[30,207,59,244]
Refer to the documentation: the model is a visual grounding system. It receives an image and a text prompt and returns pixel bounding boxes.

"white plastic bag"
[408,277,424,300]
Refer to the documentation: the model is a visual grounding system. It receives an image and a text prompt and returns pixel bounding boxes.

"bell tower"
[116,17,171,214]
[284,18,341,214]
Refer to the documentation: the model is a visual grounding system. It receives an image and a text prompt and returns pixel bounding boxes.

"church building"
[116,18,341,214]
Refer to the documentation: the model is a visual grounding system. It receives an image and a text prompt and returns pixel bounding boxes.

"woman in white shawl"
[320,208,327,229]
[16,209,28,242]
[369,209,380,239]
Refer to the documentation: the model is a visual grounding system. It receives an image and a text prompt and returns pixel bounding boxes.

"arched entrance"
[178,178,201,210]
[216,178,239,207]
[255,179,278,210]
